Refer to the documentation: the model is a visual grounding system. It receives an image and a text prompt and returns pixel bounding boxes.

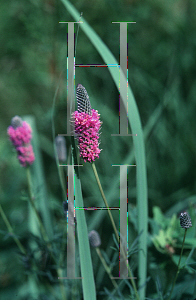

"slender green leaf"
[71,138,96,300]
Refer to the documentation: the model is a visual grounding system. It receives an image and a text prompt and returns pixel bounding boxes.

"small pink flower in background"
[72,84,102,163]
[17,145,35,167]
[7,120,32,147]
[7,116,35,167]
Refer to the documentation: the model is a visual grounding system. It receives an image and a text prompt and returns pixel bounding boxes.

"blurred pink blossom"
[7,116,35,167]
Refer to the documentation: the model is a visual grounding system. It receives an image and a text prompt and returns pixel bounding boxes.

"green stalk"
[0,204,26,255]
[91,162,140,300]
[167,228,187,300]
[26,167,50,245]
[96,247,118,290]
[91,162,119,241]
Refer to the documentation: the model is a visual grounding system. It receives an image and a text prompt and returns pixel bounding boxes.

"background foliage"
[1,0,196,299]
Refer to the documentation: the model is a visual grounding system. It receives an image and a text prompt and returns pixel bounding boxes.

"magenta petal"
[72,109,102,163]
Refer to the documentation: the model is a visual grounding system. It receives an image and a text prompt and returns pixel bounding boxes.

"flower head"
[7,116,32,147]
[72,109,102,162]
[7,116,35,167]
[179,212,192,229]
[72,84,102,163]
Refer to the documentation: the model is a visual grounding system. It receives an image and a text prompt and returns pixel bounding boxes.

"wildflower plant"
[5,116,68,299]
[7,116,50,244]
[167,212,192,300]
[71,84,140,300]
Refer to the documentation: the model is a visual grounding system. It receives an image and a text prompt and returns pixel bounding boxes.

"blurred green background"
[1,0,196,299]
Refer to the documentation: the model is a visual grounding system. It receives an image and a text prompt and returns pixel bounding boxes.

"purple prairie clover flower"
[72,84,102,163]
[7,116,35,167]
[72,109,102,163]
[7,116,32,147]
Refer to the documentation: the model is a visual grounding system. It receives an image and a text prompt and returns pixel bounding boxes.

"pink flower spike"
[72,109,102,163]
[7,116,35,167]
[7,120,32,147]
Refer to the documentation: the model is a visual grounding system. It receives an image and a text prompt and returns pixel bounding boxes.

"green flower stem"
[26,167,50,245]
[91,162,118,240]
[26,167,67,300]
[91,162,140,300]
[0,204,26,255]
[96,247,118,290]
[167,228,187,300]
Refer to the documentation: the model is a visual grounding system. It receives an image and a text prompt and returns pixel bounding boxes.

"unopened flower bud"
[55,136,67,162]
[180,212,192,229]
[88,230,101,248]
[76,84,92,115]
[11,116,23,128]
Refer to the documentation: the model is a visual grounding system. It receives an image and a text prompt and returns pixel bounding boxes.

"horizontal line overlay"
[58,277,83,279]
[112,277,137,279]
[75,64,120,67]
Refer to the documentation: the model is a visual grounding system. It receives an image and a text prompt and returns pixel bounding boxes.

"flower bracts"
[76,83,92,115]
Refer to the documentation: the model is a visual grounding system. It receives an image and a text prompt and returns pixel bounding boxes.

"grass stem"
[167,228,187,300]
[0,204,26,255]
[91,162,140,300]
